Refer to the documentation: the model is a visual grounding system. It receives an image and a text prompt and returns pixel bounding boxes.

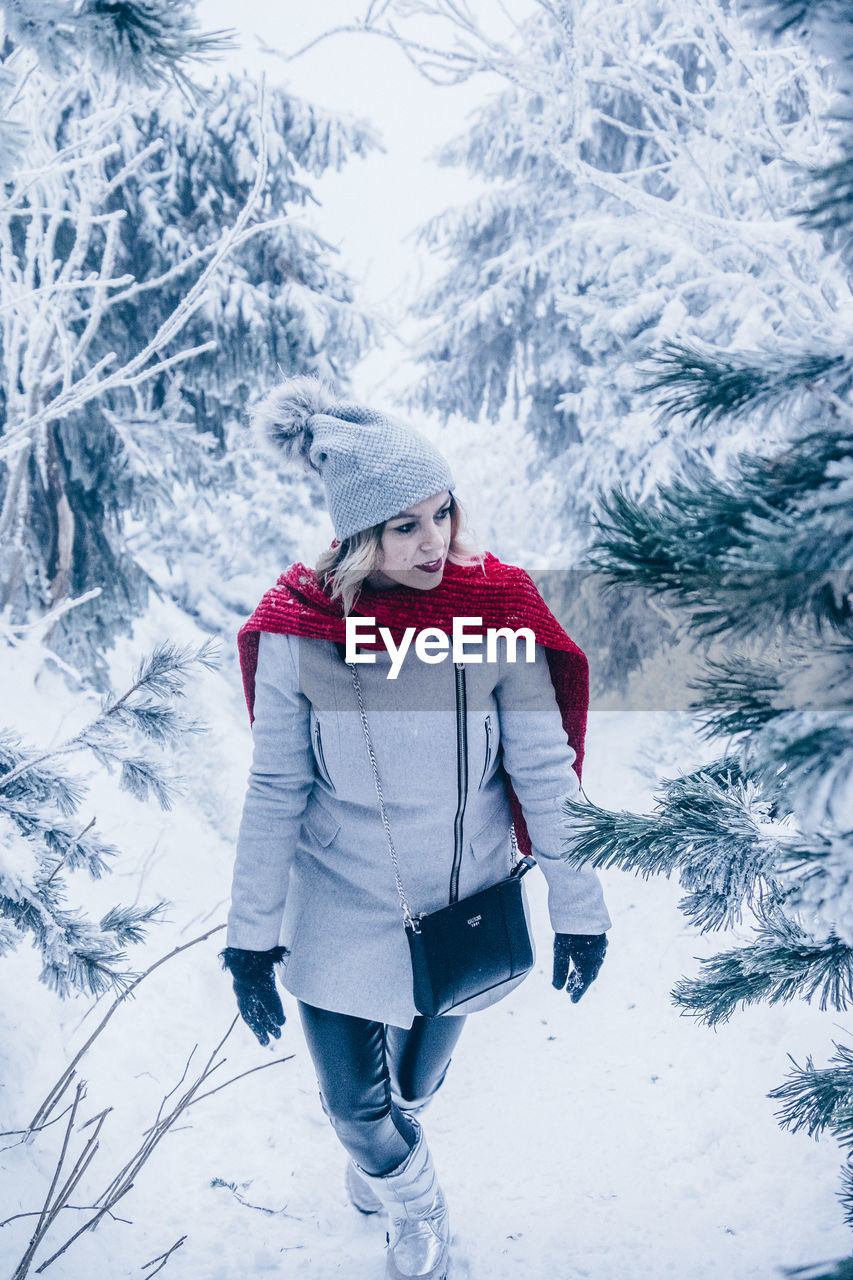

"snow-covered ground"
[1,608,850,1277]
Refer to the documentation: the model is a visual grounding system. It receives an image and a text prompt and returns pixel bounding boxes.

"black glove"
[552,933,608,1003]
[221,945,288,1045]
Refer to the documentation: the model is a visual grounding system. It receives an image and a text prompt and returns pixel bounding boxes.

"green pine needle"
[642,340,847,428]
[673,920,853,1026]
[770,1042,853,1143]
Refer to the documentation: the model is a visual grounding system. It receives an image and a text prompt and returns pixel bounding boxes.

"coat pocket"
[310,711,334,789]
[478,714,493,790]
[301,797,341,848]
[468,817,512,864]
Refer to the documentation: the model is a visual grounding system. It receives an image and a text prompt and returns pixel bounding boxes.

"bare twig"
[27,924,225,1133]
[141,1236,187,1277]
[34,1022,291,1274]
[31,1085,85,1246]
[0,1204,132,1229]
[189,1055,296,1109]
[0,1096,77,1145]
[10,1085,113,1280]
[30,1182,133,1274]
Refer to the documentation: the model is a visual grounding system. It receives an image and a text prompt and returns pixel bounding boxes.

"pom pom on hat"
[248,372,455,541]
[249,374,338,474]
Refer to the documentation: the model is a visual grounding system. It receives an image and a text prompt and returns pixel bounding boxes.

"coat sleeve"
[494,642,612,936]
[226,631,315,950]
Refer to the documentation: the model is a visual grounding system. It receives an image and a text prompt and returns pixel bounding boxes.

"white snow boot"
[353,1118,450,1279]
[345,1158,384,1214]
[345,1093,435,1214]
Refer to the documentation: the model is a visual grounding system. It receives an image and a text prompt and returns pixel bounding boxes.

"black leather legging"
[297,1001,467,1176]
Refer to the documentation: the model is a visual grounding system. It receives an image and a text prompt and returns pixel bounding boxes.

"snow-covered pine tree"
[97,74,376,644]
[0,0,232,176]
[339,0,848,690]
[0,638,217,996]
[0,8,377,681]
[403,0,838,518]
[0,0,231,86]
[557,0,853,1253]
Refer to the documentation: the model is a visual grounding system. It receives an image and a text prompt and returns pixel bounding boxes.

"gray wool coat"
[227,629,612,1029]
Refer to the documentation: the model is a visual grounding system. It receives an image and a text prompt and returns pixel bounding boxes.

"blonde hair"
[316,494,483,615]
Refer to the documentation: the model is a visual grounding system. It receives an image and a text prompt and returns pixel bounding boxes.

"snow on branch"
[771,1041,853,1144]
[0,0,236,94]
[0,79,275,463]
[562,758,785,931]
[0,638,218,996]
[672,912,853,1025]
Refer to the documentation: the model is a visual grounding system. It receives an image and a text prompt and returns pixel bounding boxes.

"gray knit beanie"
[250,375,455,542]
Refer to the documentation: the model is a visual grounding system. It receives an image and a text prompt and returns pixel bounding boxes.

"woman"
[222,375,611,1280]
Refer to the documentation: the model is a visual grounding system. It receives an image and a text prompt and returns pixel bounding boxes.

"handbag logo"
[467,914,482,927]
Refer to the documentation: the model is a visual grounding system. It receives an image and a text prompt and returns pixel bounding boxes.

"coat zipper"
[450,661,468,904]
[478,714,493,790]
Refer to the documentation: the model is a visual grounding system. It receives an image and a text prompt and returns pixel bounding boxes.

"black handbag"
[349,660,536,1018]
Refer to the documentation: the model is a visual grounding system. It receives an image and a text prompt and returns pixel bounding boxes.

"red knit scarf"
[237,552,589,857]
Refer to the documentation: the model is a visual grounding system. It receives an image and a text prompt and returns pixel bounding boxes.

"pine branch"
[744,720,853,813]
[688,643,852,741]
[118,756,175,811]
[842,1162,853,1237]
[110,639,219,705]
[800,152,853,236]
[0,639,218,794]
[782,1256,853,1280]
[94,702,197,748]
[2,1,236,95]
[687,651,791,737]
[587,430,853,639]
[560,793,685,878]
[44,939,136,1001]
[642,340,848,429]
[75,0,237,95]
[98,902,166,945]
[564,759,785,930]
[770,1042,853,1144]
[3,808,117,880]
[0,734,85,815]
[672,917,853,1026]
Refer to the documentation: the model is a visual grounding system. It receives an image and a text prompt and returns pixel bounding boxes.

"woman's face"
[367,490,453,591]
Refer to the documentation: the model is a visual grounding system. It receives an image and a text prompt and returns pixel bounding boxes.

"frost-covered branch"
[643,340,852,428]
[672,915,853,1025]
[0,640,219,996]
[771,1042,853,1145]
[0,81,273,461]
[563,758,786,930]
[0,640,217,797]
[0,0,236,95]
